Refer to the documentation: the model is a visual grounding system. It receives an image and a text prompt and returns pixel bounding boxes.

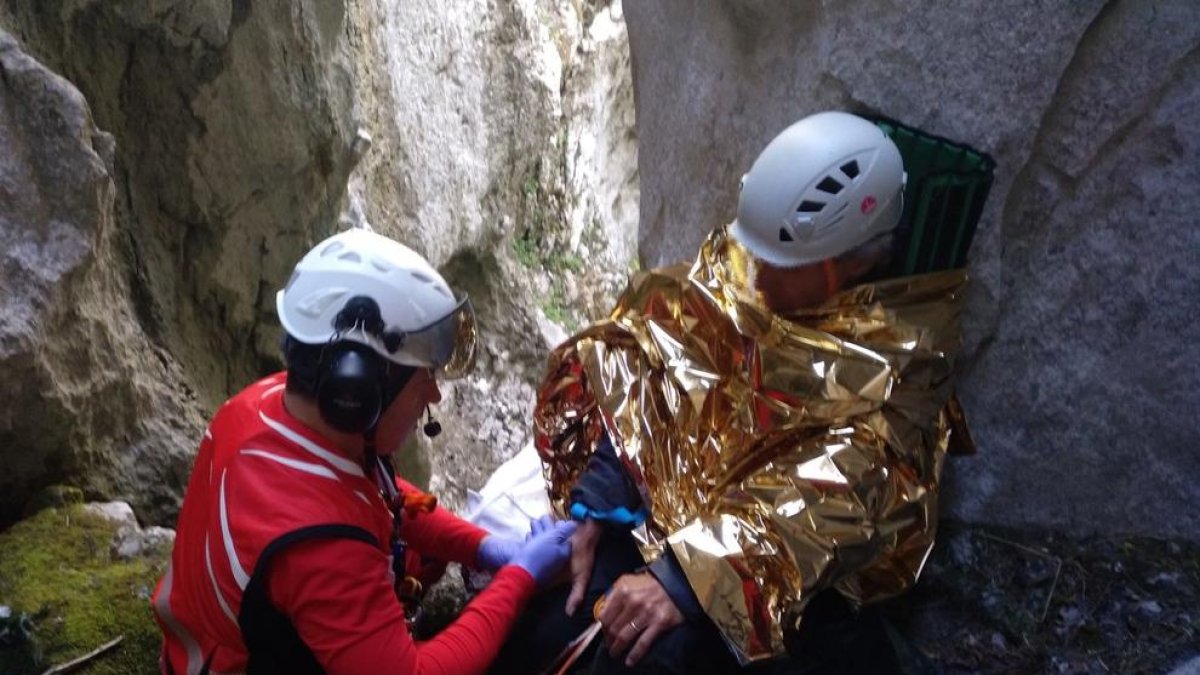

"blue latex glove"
[476,516,557,571]
[510,519,578,585]
[528,514,555,536]
[476,535,522,572]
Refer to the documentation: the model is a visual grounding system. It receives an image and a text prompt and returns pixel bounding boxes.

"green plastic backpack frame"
[865,115,996,276]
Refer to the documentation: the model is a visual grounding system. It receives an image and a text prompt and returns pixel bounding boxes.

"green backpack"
[867,116,996,276]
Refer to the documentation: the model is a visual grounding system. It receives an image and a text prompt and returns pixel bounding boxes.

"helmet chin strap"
[368,419,437,523]
[363,426,398,501]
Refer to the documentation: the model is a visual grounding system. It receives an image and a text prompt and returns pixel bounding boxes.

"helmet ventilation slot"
[816,176,844,194]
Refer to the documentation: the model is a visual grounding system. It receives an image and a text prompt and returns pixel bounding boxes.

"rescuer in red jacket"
[152,227,575,675]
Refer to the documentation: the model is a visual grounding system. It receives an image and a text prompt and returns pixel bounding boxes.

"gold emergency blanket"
[534,225,973,663]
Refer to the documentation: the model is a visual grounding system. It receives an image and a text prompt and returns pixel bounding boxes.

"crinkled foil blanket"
[534,225,974,663]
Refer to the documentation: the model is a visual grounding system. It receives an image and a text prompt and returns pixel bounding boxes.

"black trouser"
[489,529,740,674]
[489,530,937,675]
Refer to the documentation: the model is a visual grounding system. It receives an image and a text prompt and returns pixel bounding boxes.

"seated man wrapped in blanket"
[526,111,993,670]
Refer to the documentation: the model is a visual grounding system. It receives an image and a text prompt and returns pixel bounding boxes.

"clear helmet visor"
[398,297,477,380]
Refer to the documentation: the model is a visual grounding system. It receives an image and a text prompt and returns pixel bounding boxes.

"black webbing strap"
[239,525,379,675]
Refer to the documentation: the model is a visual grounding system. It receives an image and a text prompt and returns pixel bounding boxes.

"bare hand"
[598,572,684,667]
[565,518,603,615]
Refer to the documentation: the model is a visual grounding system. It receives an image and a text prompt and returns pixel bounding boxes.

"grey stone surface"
[0,30,199,525]
[1171,655,1200,675]
[2,1,362,414]
[19,0,1187,543]
[0,0,363,523]
[82,500,176,558]
[0,0,637,522]
[340,0,637,507]
[623,0,1200,539]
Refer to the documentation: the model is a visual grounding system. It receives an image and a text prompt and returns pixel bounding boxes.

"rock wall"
[15,0,1183,542]
[0,30,199,525]
[0,0,636,523]
[340,0,637,504]
[0,0,389,523]
[623,0,1200,538]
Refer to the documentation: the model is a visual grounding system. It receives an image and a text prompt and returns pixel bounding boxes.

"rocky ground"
[887,522,1199,674]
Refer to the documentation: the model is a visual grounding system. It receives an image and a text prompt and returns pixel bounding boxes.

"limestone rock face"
[0,31,199,525]
[623,1,1200,538]
[341,0,637,505]
[0,0,365,523]
[0,0,637,522]
[3,0,1194,543]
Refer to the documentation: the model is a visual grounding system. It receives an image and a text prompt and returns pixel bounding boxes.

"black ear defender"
[422,406,441,438]
[316,296,390,434]
[317,344,385,434]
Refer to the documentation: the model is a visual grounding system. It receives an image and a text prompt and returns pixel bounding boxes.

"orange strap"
[822,258,840,298]
[394,490,438,518]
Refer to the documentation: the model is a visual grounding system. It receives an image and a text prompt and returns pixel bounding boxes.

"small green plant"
[547,251,584,274]
[540,289,578,332]
[520,159,551,236]
[512,237,540,269]
[522,173,540,200]
[512,157,589,281]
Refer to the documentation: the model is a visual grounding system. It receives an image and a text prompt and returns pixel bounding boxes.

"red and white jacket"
[152,373,534,675]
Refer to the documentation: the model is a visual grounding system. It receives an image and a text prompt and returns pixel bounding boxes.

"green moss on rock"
[0,505,166,674]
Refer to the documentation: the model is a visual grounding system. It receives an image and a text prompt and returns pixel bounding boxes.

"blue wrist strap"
[570,501,648,527]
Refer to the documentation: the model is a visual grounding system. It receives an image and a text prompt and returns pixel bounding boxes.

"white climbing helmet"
[731,111,906,267]
[276,228,477,379]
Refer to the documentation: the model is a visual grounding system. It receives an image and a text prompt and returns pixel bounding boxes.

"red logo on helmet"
[860,196,877,215]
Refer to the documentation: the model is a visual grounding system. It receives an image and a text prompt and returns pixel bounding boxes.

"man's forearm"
[569,434,645,525]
